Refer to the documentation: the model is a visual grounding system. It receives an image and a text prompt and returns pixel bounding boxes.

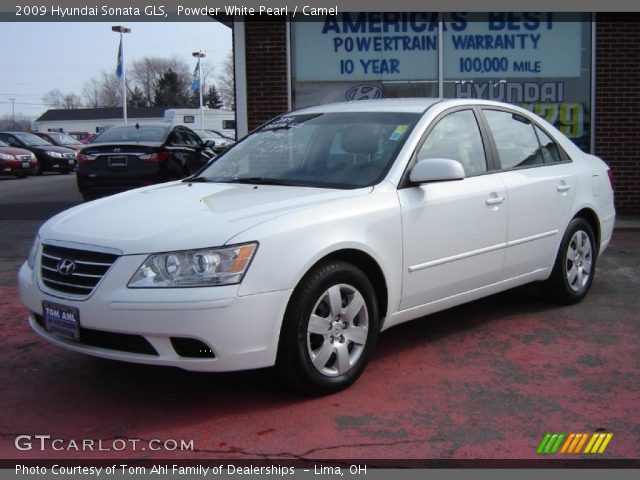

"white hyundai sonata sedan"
[19,99,615,394]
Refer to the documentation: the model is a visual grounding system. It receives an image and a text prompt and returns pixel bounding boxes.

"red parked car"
[0,139,36,178]
[33,132,85,152]
[68,132,95,144]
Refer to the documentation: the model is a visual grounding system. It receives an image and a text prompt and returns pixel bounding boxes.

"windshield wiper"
[227,177,297,186]
[184,176,211,183]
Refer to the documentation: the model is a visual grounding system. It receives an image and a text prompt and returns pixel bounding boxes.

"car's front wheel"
[542,217,597,304]
[276,261,379,395]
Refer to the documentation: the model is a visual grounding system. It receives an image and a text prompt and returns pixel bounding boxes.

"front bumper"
[18,259,291,372]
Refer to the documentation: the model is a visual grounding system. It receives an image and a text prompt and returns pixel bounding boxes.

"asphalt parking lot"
[0,174,638,461]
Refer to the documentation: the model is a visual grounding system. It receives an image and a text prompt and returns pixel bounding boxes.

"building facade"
[226,13,640,214]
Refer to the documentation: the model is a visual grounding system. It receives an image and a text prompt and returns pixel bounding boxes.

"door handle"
[485,196,505,206]
[557,184,571,192]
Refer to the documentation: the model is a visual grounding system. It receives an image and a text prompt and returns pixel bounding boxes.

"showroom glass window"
[290,13,593,152]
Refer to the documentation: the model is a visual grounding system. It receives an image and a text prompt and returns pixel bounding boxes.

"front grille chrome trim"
[39,242,120,299]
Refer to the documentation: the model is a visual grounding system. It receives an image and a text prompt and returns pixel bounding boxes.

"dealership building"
[219,13,639,213]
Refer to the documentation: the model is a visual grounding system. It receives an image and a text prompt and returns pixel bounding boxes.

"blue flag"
[191,58,200,92]
[116,37,123,78]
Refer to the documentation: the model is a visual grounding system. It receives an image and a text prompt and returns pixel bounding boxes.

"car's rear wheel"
[276,260,379,395]
[541,217,597,304]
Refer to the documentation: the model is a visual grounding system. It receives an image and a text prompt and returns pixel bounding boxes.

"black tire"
[276,260,380,395]
[81,193,97,202]
[541,217,597,305]
[35,162,44,175]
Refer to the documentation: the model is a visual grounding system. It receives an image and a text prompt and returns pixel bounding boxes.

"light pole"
[112,25,131,124]
[9,98,15,126]
[192,51,206,131]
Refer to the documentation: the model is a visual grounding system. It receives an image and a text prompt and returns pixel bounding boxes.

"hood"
[28,144,77,154]
[60,144,84,152]
[40,181,372,255]
[0,146,33,157]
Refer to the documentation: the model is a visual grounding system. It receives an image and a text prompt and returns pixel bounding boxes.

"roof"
[34,107,173,122]
[294,98,443,114]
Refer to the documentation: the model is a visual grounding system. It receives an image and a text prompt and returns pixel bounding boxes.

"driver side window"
[417,110,488,176]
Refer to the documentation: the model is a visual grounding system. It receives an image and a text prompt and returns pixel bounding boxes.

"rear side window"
[417,109,487,176]
[534,125,563,164]
[484,110,543,169]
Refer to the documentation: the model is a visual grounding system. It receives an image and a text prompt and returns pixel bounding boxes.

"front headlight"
[46,151,64,158]
[27,235,40,269]
[128,243,258,288]
[0,153,15,160]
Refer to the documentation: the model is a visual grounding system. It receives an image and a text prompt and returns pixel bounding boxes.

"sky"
[0,21,232,119]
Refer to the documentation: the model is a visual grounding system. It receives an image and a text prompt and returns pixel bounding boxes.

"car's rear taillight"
[607,169,615,190]
[77,153,96,164]
[139,151,172,163]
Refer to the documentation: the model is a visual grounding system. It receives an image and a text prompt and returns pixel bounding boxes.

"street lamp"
[112,25,131,124]
[192,51,206,131]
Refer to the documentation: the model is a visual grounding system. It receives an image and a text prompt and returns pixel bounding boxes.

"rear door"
[480,108,577,279]
[398,108,508,309]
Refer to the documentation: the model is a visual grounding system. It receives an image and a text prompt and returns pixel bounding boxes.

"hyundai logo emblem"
[345,85,383,101]
[56,259,76,276]
[113,147,121,153]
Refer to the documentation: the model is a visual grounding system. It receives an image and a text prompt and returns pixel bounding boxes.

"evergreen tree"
[153,69,190,107]
[206,85,223,109]
[128,86,147,108]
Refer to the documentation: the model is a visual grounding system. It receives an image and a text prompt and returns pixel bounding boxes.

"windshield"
[92,125,170,143]
[13,133,52,146]
[0,140,8,147]
[52,133,82,145]
[197,111,418,189]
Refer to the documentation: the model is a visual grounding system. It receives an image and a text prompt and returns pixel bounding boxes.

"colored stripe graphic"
[575,433,589,453]
[537,433,565,454]
[584,433,613,453]
[538,433,613,454]
[560,434,575,453]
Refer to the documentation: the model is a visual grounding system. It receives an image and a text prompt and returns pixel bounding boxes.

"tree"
[128,86,147,108]
[0,113,32,131]
[61,93,83,109]
[205,84,223,109]
[42,89,82,109]
[42,89,64,108]
[153,69,191,107]
[97,71,123,107]
[217,52,235,109]
[82,78,101,108]
[130,56,192,107]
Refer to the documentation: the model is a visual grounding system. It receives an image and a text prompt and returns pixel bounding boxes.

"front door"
[398,109,508,310]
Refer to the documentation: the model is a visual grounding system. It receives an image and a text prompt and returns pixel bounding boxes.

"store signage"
[293,13,582,81]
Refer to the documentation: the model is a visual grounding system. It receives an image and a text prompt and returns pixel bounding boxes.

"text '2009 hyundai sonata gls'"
[19,99,615,394]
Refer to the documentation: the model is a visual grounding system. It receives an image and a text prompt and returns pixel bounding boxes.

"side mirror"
[409,158,465,184]
[204,140,216,150]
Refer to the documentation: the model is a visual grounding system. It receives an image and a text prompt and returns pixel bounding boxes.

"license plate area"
[42,301,80,340]
[22,162,29,168]
[108,156,127,167]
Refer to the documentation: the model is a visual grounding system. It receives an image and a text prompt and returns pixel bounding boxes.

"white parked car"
[19,99,615,394]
